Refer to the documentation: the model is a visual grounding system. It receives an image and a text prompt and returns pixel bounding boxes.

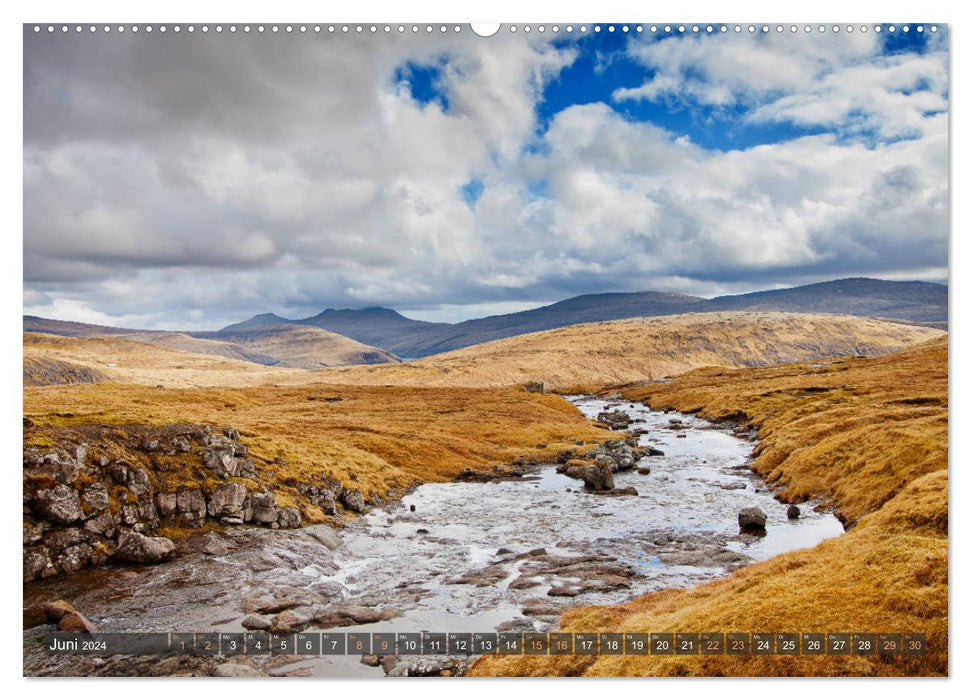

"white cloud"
[23,30,948,329]
[615,31,947,140]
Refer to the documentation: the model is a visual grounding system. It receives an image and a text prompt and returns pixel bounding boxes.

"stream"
[24,396,844,677]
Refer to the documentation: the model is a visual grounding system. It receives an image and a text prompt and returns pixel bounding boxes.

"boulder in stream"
[738,507,768,533]
[112,530,176,563]
[572,463,615,492]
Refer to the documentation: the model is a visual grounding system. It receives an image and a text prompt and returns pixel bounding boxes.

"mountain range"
[25,278,947,365]
[222,278,948,358]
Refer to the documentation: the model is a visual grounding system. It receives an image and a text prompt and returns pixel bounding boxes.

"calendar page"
[22,20,948,680]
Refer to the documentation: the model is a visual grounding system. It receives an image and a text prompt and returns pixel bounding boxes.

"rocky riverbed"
[24,397,844,677]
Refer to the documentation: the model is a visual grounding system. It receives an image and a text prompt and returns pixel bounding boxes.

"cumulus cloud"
[23,28,948,330]
[615,30,948,140]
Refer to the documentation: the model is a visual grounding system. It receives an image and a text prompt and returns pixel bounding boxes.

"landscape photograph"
[22,22,948,678]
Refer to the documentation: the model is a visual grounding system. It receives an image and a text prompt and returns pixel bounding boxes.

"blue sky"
[24,25,949,328]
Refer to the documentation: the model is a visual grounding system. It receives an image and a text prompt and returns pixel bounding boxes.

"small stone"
[43,599,78,623]
[213,663,262,677]
[269,608,312,634]
[787,504,801,519]
[59,610,97,634]
[241,614,272,630]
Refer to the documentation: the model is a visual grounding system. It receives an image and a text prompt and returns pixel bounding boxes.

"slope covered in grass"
[319,312,943,389]
[472,338,947,677]
[24,382,613,515]
[23,332,307,388]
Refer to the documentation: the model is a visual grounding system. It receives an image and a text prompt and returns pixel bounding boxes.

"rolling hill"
[23,317,399,370]
[223,278,947,357]
[23,332,310,388]
[316,312,945,389]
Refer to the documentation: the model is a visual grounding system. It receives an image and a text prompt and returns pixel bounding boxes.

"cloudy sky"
[23,24,948,328]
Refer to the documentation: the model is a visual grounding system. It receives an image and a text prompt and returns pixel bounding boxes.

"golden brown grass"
[23,332,308,388]
[317,312,942,389]
[472,337,947,676]
[24,313,940,391]
[23,382,612,517]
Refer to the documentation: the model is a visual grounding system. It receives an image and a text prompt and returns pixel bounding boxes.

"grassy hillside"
[219,278,945,357]
[23,317,399,371]
[23,332,305,388]
[472,338,947,677]
[23,382,612,513]
[26,313,940,391]
[196,324,399,368]
[23,356,109,387]
[318,313,944,390]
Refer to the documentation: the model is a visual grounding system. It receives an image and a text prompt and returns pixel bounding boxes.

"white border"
[4,0,963,697]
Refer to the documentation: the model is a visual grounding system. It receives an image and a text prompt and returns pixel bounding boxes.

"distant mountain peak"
[310,306,409,320]
[219,312,292,332]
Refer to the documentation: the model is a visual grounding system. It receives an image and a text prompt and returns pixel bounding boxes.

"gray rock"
[128,469,151,496]
[57,543,93,573]
[82,483,111,512]
[23,524,44,546]
[24,549,49,581]
[112,530,176,563]
[203,444,237,477]
[596,410,631,430]
[34,484,84,524]
[120,503,140,526]
[312,489,337,515]
[156,492,177,517]
[84,512,116,537]
[250,492,278,524]
[208,482,248,520]
[738,507,768,532]
[172,436,191,453]
[341,489,366,513]
[787,504,801,520]
[568,463,615,492]
[44,527,84,549]
[277,507,302,529]
[176,489,206,519]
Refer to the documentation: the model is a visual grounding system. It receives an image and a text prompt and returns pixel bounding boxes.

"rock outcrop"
[596,410,631,430]
[22,423,352,581]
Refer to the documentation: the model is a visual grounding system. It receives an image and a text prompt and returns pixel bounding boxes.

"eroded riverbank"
[24,396,844,677]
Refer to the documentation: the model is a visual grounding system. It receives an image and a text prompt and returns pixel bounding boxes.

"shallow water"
[24,396,844,677]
